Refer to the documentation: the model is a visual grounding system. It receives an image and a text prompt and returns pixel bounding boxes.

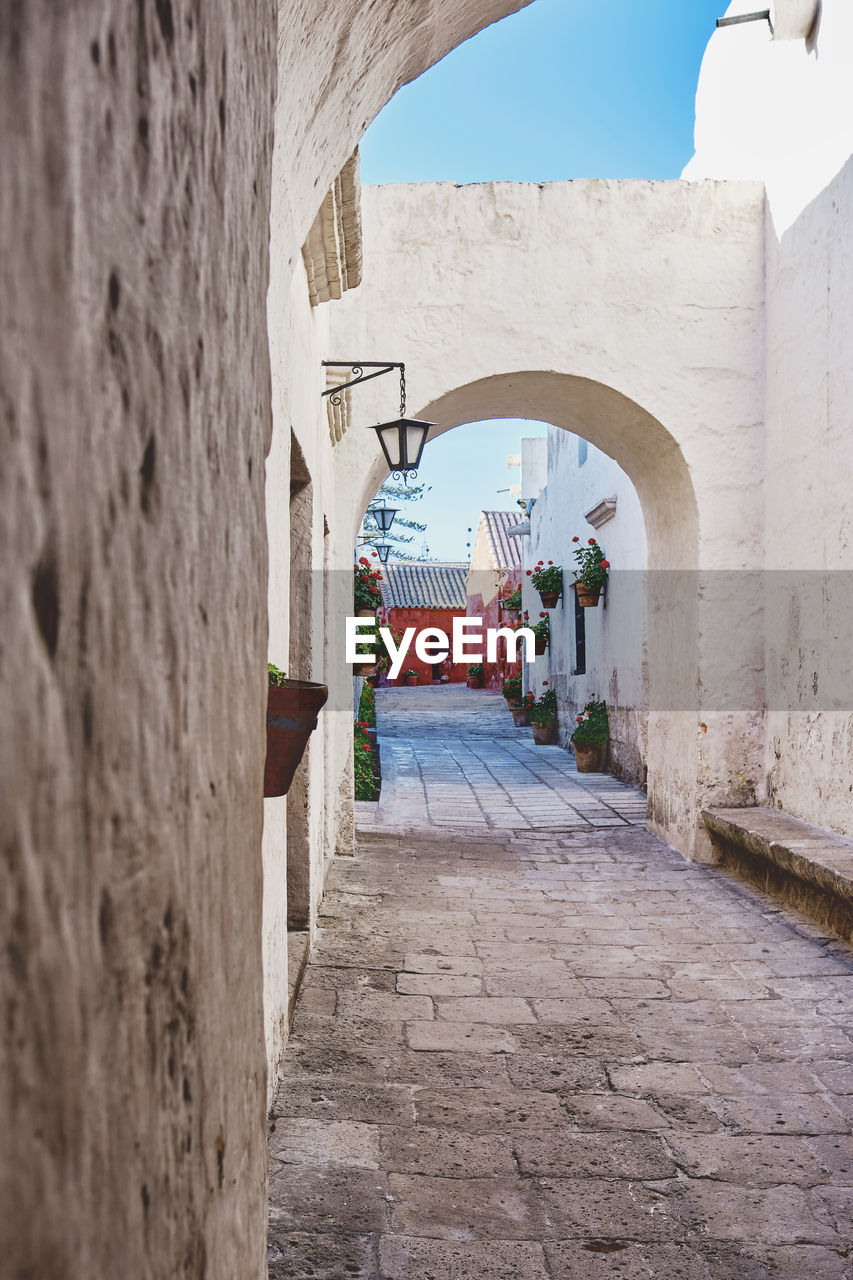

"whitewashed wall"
[525,430,647,785]
[686,0,853,836]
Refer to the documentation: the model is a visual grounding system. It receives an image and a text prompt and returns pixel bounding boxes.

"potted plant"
[264,663,329,797]
[529,685,557,745]
[502,673,522,706]
[511,689,535,727]
[531,613,550,656]
[528,560,563,609]
[571,537,610,607]
[571,699,608,771]
[403,669,419,687]
[500,585,522,624]
[467,663,484,688]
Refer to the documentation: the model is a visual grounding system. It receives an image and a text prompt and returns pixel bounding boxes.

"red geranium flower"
[526,570,532,576]
[572,536,580,543]
[600,559,610,570]
[547,560,553,565]
[588,537,596,545]
[358,556,370,566]
[543,680,549,686]
[539,612,546,617]
[577,715,584,722]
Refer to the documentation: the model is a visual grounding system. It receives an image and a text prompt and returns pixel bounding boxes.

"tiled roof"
[380,562,469,610]
[480,510,524,570]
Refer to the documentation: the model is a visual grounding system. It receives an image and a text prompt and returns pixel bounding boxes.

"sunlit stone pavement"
[269,685,853,1279]
[356,686,648,832]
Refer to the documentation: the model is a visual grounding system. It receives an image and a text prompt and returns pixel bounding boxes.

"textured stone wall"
[0,2,276,1275]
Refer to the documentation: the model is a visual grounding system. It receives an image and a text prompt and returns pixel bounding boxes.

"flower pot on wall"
[466,676,482,688]
[534,634,548,656]
[510,704,530,727]
[264,681,329,797]
[404,674,418,686]
[574,742,606,773]
[531,720,558,745]
[538,592,560,609]
[575,583,601,608]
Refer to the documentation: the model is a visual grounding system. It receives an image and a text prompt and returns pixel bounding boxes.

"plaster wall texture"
[2,0,533,1273]
[685,0,853,233]
[685,0,853,836]
[0,4,276,1276]
[327,179,768,856]
[526,429,648,786]
[520,435,548,500]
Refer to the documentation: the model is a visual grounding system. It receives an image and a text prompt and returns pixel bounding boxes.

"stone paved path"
[269,688,853,1279]
[356,686,647,832]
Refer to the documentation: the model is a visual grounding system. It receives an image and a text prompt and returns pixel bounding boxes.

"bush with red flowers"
[570,699,608,746]
[528,688,557,727]
[529,559,564,597]
[570,537,609,591]
[354,721,378,800]
[354,556,383,611]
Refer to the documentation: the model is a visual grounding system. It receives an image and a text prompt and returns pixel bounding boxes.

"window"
[573,587,586,675]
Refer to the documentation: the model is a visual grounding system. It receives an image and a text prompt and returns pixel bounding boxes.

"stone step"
[702,805,853,941]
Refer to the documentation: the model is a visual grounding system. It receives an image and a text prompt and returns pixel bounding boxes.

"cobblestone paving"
[356,686,647,832]
[269,688,853,1279]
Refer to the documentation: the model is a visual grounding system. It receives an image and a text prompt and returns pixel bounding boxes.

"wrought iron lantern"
[374,543,392,564]
[370,418,431,481]
[368,505,398,534]
[321,360,435,479]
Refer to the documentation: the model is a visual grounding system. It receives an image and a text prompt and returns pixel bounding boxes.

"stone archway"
[328,178,768,860]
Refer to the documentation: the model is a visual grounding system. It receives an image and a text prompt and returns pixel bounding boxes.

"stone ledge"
[701,806,853,941]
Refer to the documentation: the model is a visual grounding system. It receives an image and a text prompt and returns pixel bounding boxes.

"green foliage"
[354,557,383,611]
[353,723,377,800]
[528,687,557,726]
[467,664,484,679]
[403,669,418,680]
[529,561,563,596]
[571,699,609,745]
[501,586,522,611]
[571,538,610,591]
[502,674,522,703]
[268,663,287,687]
[531,615,550,643]
[358,681,376,728]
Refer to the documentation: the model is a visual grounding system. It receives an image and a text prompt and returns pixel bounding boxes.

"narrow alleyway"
[269,688,853,1279]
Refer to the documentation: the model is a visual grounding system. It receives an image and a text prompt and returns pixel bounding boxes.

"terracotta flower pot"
[264,680,329,797]
[538,591,560,609]
[574,582,601,608]
[467,676,482,688]
[531,720,557,745]
[501,607,520,625]
[573,742,606,772]
[404,674,418,686]
[534,634,548,656]
[510,704,530,727]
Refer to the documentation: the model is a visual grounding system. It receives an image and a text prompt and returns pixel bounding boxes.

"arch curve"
[356,371,698,572]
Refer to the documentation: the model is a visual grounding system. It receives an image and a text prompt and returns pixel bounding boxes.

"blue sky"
[360,0,723,560]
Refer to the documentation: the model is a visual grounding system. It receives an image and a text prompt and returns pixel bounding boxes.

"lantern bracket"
[322,361,406,412]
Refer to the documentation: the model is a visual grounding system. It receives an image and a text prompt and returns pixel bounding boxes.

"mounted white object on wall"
[771,0,819,39]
